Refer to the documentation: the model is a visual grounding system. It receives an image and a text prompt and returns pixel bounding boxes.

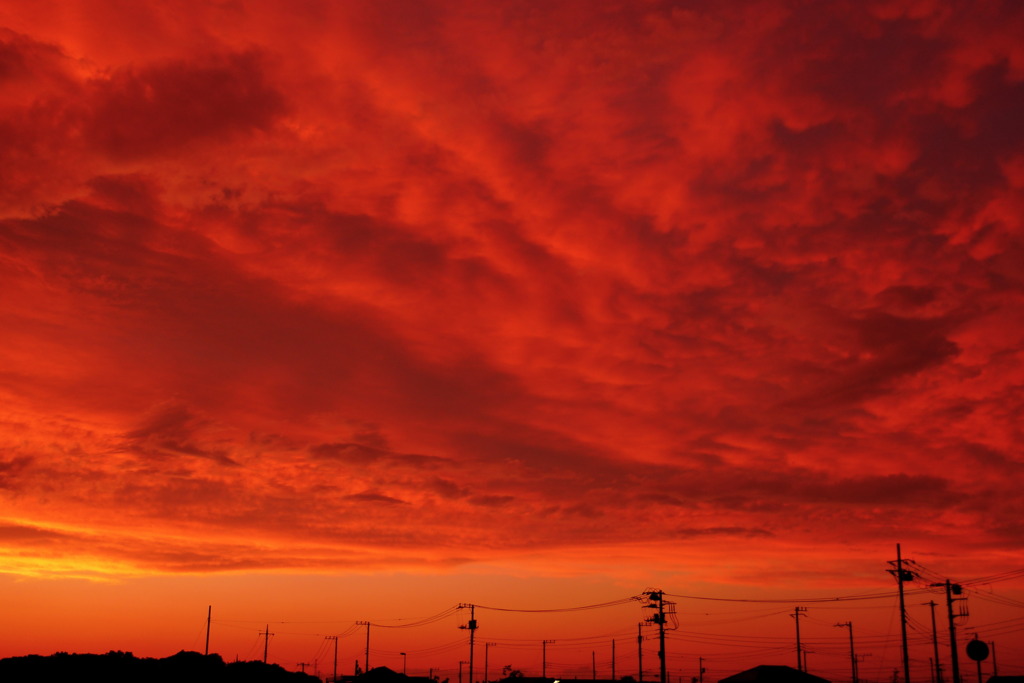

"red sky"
[1,0,1023,680]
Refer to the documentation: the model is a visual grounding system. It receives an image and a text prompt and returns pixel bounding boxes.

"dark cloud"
[342,491,408,506]
[121,405,238,466]
[85,50,286,159]
[0,456,33,489]
[0,521,70,543]
[310,442,449,469]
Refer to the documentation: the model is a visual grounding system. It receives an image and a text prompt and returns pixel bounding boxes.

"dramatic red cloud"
[1,0,1023,679]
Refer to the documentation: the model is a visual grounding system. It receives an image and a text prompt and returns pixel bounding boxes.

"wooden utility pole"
[357,621,371,672]
[792,608,807,672]
[326,635,339,683]
[261,625,274,664]
[643,590,668,683]
[835,622,857,683]
[485,642,497,683]
[542,640,555,678]
[924,602,943,683]
[895,544,912,683]
[205,606,211,656]
[944,581,962,683]
[459,605,478,683]
[637,623,644,683]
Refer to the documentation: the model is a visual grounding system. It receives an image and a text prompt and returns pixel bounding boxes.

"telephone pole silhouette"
[485,642,497,683]
[326,635,339,683]
[642,589,671,683]
[637,623,644,683]
[888,544,916,683]
[260,624,274,664]
[930,579,966,683]
[923,602,943,683]
[835,622,857,683]
[205,606,211,656]
[357,621,371,672]
[791,608,806,672]
[459,604,478,683]
[542,640,555,678]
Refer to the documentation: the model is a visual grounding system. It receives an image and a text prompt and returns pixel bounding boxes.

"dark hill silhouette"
[0,649,321,683]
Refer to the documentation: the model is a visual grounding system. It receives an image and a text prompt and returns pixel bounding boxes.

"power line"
[475,597,641,613]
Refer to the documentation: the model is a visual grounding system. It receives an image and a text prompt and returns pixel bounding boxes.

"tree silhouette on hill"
[0,650,321,683]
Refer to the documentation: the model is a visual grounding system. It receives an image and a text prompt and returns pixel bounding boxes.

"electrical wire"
[368,606,462,629]
[474,597,641,613]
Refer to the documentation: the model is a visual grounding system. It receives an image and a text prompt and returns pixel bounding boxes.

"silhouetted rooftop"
[719,665,831,683]
[350,666,434,683]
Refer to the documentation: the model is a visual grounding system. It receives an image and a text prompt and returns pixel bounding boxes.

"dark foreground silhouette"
[0,649,320,683]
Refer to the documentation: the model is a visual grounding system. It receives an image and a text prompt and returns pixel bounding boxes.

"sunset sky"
[1,0,1023,680]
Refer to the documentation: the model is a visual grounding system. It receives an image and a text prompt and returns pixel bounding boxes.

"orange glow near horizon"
[1,1,1023,680]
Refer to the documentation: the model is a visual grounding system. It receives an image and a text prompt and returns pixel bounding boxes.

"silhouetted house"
[493,678,626,683]
[719,665,831,683]
[499,679,624,683]
[343,666,434,683]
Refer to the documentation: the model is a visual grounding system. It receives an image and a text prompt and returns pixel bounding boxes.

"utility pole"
[699,657,705,683]
[298,662,309,674]
[326,636,339,683]
[401,652,407,676]
[261,624,274,664]
[929,580,966,683]
[989,642,997,676]
[357,621,371,673]
[205,606,212,656]
[888,544,916,683]
[637,623,644,683]
[460,660,468,683]
[642,590,669,683]
[835,622,857,683]
[460,605,478,683]
[593,650,597,680]
[944,581,963,683]
[485,642,497,683]
[543,640,555,678]
[924,602,943,683]
[791,608,807,672]
[612,639,616,681]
